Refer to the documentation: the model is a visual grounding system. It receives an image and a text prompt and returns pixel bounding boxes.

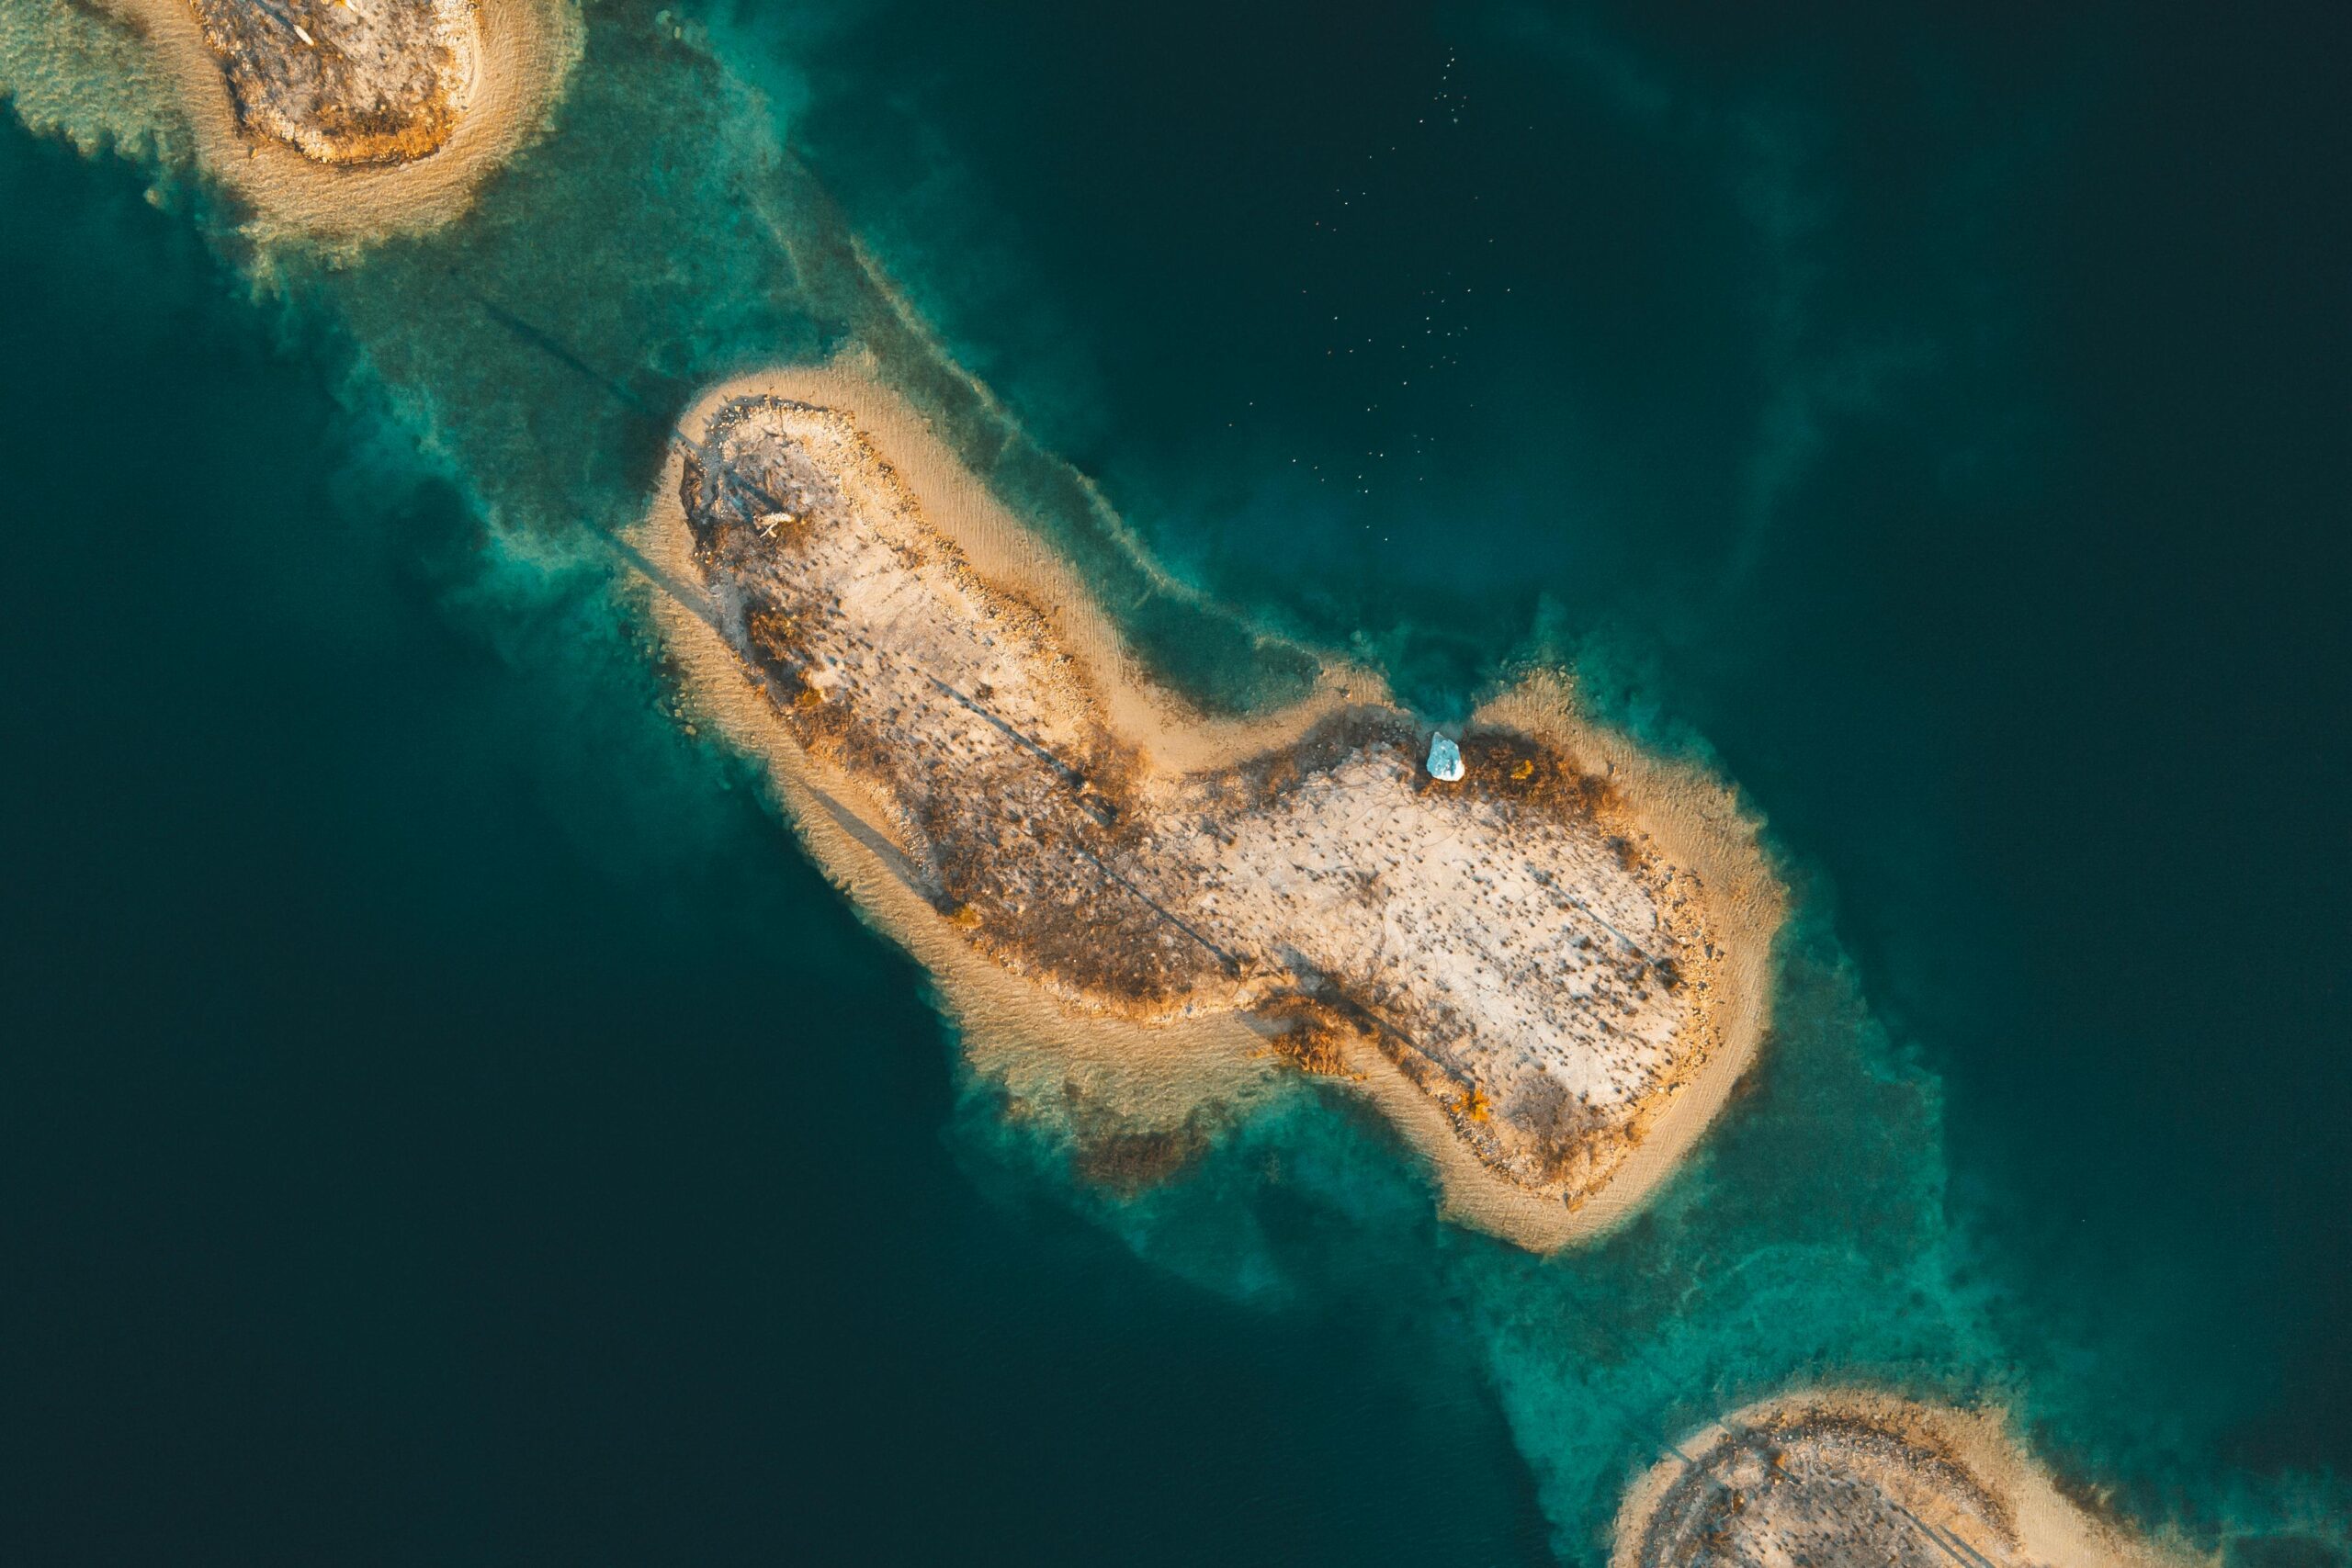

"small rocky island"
[1614,1393,2185,1568]
[185,0,479,164]
[85,0,572,241]
[643,374,1781,1245]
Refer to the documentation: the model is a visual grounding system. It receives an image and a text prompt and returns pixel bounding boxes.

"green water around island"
[2,1,2346,1562]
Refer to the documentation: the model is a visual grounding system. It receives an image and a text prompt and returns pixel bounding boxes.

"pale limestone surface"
[682,395,1732,1206]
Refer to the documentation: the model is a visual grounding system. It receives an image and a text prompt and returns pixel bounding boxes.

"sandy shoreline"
[1611,1388,2202,1568]
[93,0,578,243]
[631,357,1784,1250]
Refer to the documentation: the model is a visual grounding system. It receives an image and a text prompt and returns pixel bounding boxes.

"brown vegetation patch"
[1504,1071,1612,1187]
[1256,995,1360,1076]
[1240,709,1421,804]
[1458,728,1624,821]
[744,607,805,671]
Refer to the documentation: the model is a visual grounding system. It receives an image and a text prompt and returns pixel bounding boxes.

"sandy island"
[96,0,576,240]
[1612,1390,2199,1568]
[634,362,1785,1249]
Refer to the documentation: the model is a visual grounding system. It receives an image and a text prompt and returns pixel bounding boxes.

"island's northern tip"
[94,0,578,241]
[1611,1388,2205,1568]
[635,360,1787,1250]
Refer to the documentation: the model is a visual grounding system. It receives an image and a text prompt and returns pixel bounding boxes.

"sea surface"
[2,2,2346,1563]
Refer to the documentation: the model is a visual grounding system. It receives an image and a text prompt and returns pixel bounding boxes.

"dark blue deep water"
[3,0,2346,1562]
[0,131,1553,1565]
[764,0,2352,1498]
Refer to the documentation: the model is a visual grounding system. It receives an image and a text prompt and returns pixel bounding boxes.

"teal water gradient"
[0,129,1555,1565]
[1,0,2346,1562]
[755,0,2352,1522]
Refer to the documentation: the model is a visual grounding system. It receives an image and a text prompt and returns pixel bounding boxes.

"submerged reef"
[641,374,1782,1247]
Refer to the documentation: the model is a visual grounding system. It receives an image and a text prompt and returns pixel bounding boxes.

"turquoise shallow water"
[2,0,2347,1562]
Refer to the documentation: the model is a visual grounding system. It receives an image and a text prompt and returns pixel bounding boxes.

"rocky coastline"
[639,373,1786,1245]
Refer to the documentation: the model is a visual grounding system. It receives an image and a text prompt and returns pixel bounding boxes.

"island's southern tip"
[1611,1390,2203,1568]
[638,361,1786,1249]
[94,0,578,240]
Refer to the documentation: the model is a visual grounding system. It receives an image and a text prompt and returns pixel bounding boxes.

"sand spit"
[96,0,576,240]
[1611,1391,2200,1568]
[635,363,1784,1249]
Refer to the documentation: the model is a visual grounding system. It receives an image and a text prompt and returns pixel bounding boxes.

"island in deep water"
[96,0,575,239]
[1611,1390,2193,1568]
[639,367,1786,1249]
